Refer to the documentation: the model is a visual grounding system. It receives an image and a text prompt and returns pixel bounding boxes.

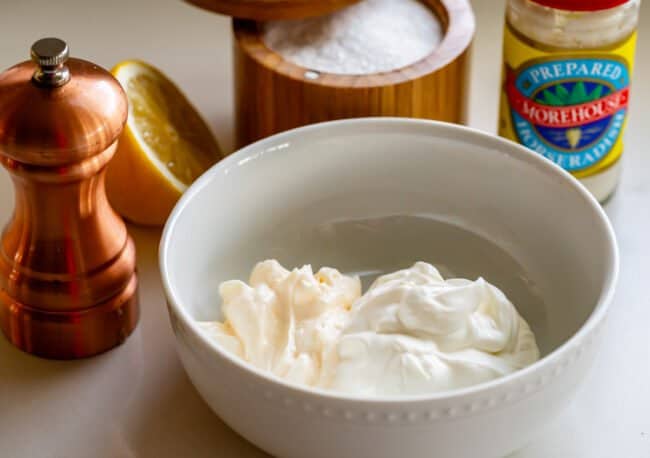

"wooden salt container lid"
[184,0,361,20]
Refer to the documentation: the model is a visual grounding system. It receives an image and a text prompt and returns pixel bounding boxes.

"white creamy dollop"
[201,260,539,396]
[199,260,361,387]
[331,262,539,396]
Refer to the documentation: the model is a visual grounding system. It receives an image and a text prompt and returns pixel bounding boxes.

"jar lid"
[530,0,629,11]
[0,38,127,165]
[184,0,361,20]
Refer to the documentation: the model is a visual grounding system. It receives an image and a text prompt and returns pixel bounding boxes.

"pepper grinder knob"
[31,37,71,87]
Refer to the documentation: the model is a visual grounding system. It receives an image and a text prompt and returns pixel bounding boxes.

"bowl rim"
[159,117,619,405]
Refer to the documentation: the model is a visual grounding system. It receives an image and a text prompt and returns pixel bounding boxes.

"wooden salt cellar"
[185,0,475,148]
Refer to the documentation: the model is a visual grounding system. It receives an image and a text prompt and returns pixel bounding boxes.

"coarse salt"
[263,0,443,75]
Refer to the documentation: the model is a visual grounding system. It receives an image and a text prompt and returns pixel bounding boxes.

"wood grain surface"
[233,0,475,147]
[184,0,360,21]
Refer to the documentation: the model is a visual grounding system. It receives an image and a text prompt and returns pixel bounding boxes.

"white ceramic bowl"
[160,118,618,458]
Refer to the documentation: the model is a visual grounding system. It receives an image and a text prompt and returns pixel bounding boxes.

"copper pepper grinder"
[0,38,139,359]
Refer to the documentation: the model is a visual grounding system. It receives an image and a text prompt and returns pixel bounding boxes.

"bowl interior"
[163,119,615,359]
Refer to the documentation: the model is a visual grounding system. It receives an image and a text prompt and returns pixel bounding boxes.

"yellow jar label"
[499,23,637,178]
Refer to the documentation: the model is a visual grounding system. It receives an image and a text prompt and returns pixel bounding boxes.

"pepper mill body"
[0,38,139,359]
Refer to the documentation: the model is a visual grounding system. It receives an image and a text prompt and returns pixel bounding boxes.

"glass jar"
[498,0,640,202]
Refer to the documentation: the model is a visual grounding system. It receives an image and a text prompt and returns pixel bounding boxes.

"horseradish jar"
[498,0,640,202]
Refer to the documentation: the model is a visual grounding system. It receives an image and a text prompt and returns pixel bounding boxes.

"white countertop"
[1,1,649,456]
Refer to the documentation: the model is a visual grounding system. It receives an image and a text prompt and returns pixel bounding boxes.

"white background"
[0,0,649,456]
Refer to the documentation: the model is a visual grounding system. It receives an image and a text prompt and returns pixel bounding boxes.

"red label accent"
[506,79,629,128]
[530,0,628,12]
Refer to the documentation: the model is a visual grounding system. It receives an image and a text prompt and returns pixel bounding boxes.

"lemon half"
[106,60,223,226]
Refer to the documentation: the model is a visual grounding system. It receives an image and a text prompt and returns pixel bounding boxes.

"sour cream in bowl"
[160,118,618,458]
